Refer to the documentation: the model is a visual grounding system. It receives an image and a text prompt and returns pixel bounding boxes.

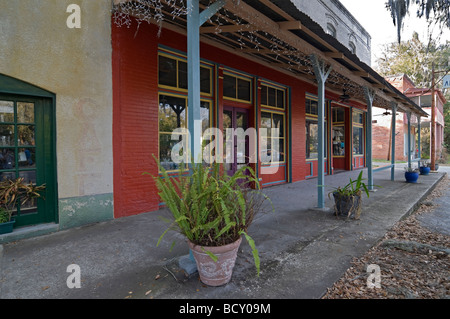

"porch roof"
[112,0,428,118]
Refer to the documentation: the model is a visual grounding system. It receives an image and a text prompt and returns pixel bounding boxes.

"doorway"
[223,106,250,176]
[0,93,56,228]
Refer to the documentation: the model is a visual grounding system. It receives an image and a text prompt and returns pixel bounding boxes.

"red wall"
[112,20,367,218]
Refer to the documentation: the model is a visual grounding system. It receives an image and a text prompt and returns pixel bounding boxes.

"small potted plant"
[327,171,370,220]
[404,166,419,183]
[0,177,46,234]
[419,160,430,175]
[150,158,271,287]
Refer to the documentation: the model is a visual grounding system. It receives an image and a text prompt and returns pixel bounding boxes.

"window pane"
[353,127,364,155]
[18,148,36,168]
[0,171,15,181]
[0,101,14,123]
[272,113,284,138]
[261,85,268,106]
[17,102,34,123]
[178,61,188,90]
[159,55,178,88]
[310,100,318,115]
[260,112,271,129]
[268,87,276,106]
[306,99,311,114]
[0,148,15,170]
[159,95,186,133]
[306,120,318,159]
[159,134,187,171]
[18,125,35,146]
[200,67,211,94]
[276,90,285,109]
[333,107,345,123]
[332,126,345,156]
[0,125,15,146]
[223,75,236,99]
[200,101,210,133]
[237,78,251,101]
[353,112,363,124]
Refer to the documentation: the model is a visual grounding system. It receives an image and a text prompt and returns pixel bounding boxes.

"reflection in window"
[353,127,364,155]
[159,95,187,171]
[158,54,211,95]
[261,85,285,109]
[260,112,285,164]
[306,119,327,159]
[0,100,14,122]
[223,73,252,102]
[332,126,345,156]
[306,98,318,116]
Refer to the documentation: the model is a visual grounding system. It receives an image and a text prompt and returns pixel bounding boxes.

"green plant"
[0,208,9,224]
[404,166,419,173]
[0,177,46,223]
[327,171,370,199]
[148,157,271,276]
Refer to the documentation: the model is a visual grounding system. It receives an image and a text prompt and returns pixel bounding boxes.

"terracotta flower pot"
[188,237,242,287]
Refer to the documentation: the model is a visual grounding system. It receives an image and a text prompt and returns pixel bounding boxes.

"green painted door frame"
[0,73,57,227]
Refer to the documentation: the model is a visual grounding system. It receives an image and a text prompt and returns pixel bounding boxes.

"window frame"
[352,109,365,156]
[223,71,253,104]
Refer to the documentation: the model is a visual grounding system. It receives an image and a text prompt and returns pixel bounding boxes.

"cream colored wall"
[0,0,113,199]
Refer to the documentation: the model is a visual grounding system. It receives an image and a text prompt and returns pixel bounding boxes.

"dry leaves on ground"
[322,176,450,299]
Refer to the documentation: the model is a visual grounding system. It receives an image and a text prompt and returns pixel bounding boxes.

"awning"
[112,0,428,117]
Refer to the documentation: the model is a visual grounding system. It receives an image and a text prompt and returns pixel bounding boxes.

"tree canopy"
[387,0,450,43]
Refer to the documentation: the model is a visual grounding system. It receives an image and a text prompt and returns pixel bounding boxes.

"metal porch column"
[391,102,397,181]
[310,54,332,209]
[407,111,412,169]
[364,87,375,191]
[187,0,225,163]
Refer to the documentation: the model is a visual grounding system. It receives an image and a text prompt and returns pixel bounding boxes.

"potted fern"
[150,158,270,287]
[0,177,46,234]
[328,171,370,220]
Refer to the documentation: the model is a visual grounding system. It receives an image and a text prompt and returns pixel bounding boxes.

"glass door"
[0,95,56,227]
[223,107,249,176]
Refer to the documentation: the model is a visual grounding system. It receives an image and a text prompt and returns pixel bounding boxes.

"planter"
[0,219,15,235]
[419,166,430,175]
[332,191,362,220]
[188,237,242,287]
[405,171,419,183]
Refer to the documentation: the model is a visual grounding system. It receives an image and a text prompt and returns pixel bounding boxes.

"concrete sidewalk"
[0,167,446,299]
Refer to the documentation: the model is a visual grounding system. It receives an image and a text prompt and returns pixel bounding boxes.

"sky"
[339,0,450,67]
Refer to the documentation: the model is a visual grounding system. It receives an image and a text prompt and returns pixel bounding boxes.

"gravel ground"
[322,175,450,299]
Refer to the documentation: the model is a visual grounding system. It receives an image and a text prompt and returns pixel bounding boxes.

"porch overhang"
[112,0,428,118]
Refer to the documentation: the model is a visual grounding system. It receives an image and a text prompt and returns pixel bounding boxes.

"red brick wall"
[112,21,160,218]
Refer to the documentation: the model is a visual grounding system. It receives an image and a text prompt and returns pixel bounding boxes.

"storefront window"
[332,126,345,156]
[261,111,285,163]
[306,119,327,159]
[352,110,364,156]
[353,127,364,155]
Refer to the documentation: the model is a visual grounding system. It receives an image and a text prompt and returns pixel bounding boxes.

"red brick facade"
[112,20,368,218]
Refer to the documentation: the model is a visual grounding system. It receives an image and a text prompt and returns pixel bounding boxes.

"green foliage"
[0,208,9,224]
[386,0,450,43]
[148,156,272,276]
[327,171,371,198]
[0,178,46,223]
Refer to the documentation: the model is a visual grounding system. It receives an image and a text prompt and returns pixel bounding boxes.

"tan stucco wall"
[0,0,113,199]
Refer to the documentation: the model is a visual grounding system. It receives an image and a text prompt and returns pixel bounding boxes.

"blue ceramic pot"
[419,166,430,175]
[405,171,419,183]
